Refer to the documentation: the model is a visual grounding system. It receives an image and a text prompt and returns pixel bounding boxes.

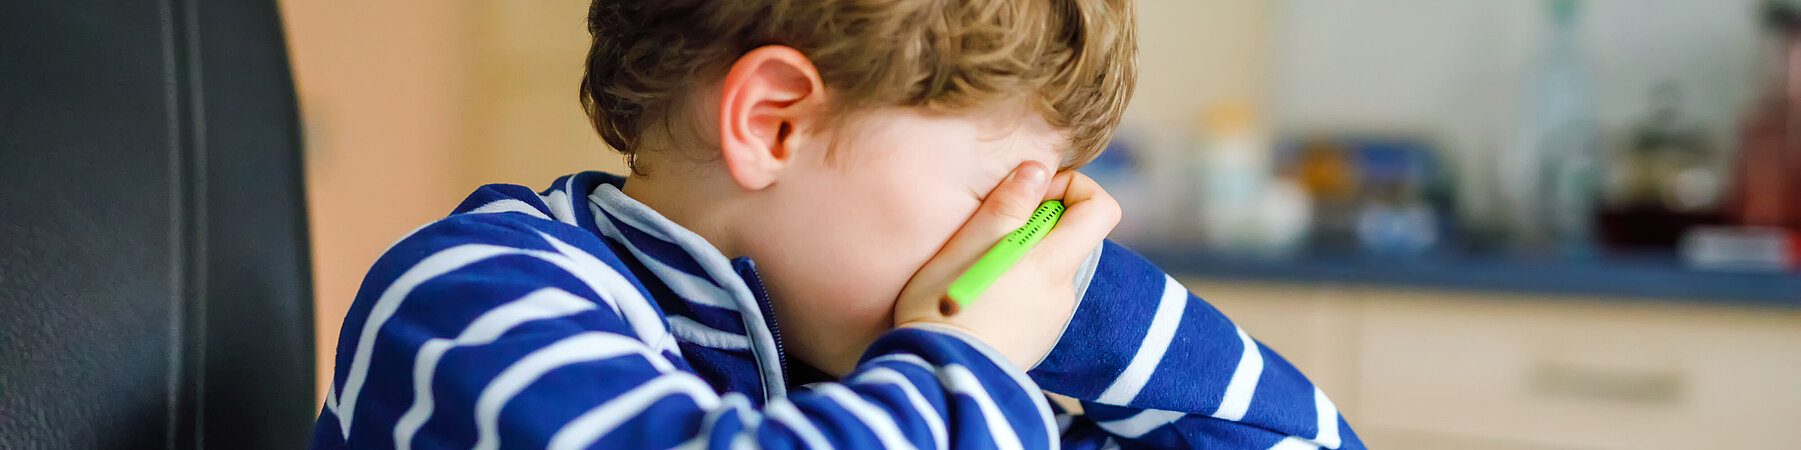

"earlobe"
[716,45,824,191]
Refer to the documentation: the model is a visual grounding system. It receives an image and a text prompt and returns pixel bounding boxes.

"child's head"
[581,0,1136,375]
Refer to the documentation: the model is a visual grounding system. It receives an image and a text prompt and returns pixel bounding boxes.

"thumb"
[898,161,1052,316]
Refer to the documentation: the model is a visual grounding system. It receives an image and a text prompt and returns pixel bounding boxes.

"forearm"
[1030,241,1363,448]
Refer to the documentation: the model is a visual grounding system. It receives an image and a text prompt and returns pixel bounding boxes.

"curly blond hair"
[580,0,1137,172]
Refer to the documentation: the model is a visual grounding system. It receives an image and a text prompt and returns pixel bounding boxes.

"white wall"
[1272,0,1763,218]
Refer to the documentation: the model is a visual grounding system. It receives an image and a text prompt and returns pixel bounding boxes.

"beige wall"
[280,0,622,401]
[464,2,623,186]
[1124,0,1271,131]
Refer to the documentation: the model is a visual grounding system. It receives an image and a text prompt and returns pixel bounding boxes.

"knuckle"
[988,195,1037,223]
[1097,199,1123,225]
[1071,198,1121,227]
[1080,185,1123,224]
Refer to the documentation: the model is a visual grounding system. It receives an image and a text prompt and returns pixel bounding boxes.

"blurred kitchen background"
[281,1,1801,449]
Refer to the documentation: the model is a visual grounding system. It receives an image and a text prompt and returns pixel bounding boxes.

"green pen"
[941,200,1065,315]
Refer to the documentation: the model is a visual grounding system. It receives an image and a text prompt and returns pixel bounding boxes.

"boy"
[313,0,1363,448]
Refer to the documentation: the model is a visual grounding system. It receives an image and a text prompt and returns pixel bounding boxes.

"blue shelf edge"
[1136,249,1801,308]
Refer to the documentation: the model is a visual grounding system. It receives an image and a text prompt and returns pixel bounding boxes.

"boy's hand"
[893,161,1120,370]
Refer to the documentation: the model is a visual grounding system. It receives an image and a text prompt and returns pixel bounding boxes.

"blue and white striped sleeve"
[310,207,1059,449]
[1030,241,1365,449]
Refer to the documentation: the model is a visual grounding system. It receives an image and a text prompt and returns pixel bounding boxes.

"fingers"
[1035,171,1121,264]
[922,161,1054,272]
[988,162,1055,224]
[894,166,1117,324]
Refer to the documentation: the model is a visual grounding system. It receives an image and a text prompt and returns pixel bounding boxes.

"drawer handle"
[1528,364,1685,405]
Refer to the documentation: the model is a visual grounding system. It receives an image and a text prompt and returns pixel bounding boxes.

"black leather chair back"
[1,0,316,448]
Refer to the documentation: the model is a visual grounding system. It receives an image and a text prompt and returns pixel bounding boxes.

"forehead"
[842,104,1068,167]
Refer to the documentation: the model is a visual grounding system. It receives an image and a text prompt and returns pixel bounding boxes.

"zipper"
[735,259,789,395]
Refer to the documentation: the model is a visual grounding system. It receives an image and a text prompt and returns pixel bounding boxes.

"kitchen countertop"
[1139,249,1801,307]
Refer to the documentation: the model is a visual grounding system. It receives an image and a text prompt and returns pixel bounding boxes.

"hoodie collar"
[552,172,790,400]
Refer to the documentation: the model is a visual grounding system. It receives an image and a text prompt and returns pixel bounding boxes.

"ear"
[717,45,825,191]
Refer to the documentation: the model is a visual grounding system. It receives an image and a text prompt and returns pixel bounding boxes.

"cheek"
[801,179,971,353]
[859,166,978,277]
[831,176,958,300]
[755,170,920,318]
[772,169,970,315]
[895,197,977,266]
[749,132,986,365]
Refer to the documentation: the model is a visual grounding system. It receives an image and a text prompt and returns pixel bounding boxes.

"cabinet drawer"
[1352,290,1801,450]
[1177,278,1361,412]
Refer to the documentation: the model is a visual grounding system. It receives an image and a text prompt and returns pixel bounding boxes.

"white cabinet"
[1179,278,1801,450]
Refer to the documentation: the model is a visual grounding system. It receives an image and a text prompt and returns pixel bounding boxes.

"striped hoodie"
[311,172,1364,449]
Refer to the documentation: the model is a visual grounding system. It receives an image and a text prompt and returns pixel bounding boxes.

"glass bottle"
[1735,0,1801,231]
